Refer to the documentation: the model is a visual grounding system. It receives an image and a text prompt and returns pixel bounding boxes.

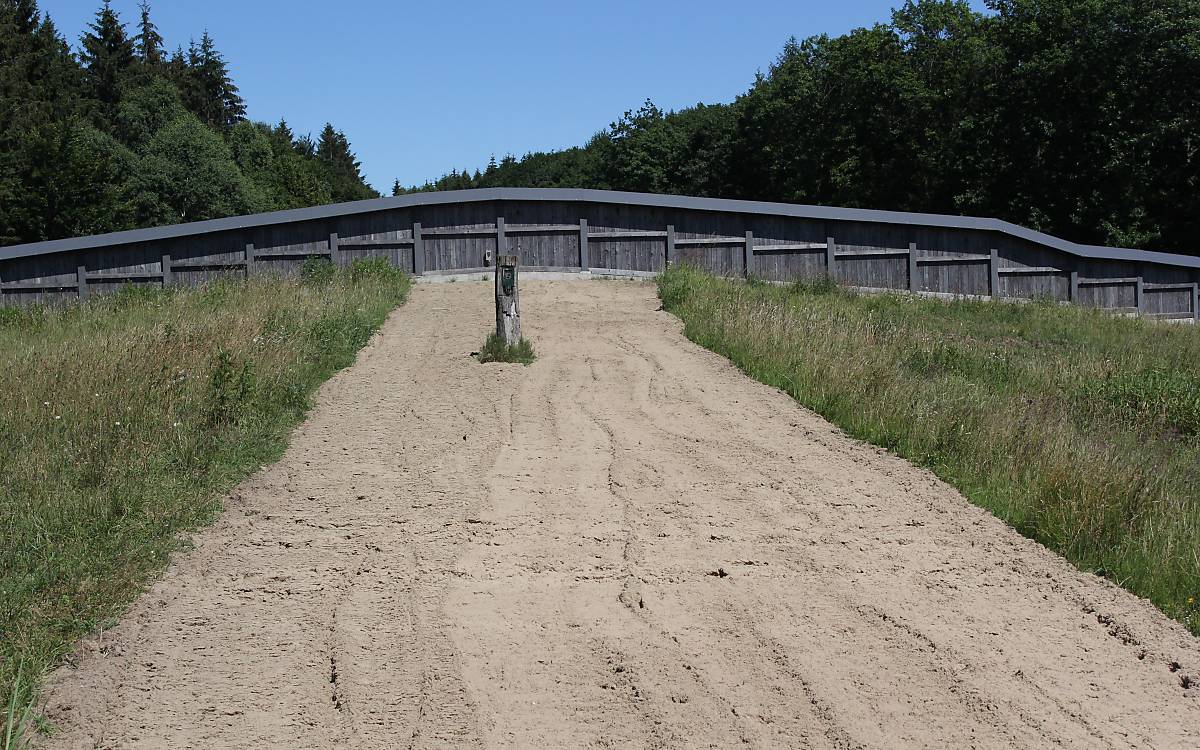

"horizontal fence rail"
[1,188,1197,319]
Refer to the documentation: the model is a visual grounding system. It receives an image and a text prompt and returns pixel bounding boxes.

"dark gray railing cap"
[2,187,1197,270]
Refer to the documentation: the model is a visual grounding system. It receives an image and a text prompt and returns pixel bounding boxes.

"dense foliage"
[408,0,1200,254]
[0,0,377,247]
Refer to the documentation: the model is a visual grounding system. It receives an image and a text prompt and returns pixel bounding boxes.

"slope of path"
[41,279,1199,749]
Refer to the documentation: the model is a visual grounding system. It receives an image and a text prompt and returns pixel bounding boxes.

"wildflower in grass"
[43,401,49,406]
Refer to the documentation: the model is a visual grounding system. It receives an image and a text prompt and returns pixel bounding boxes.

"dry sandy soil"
[41,279,1199,749]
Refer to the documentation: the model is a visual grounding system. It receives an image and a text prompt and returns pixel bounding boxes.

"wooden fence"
[1,188,1198,319]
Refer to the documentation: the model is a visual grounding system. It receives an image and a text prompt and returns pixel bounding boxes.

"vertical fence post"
[243,244,254,279]
[162,253,174,286]
[825,236,836,280]
[1135,274,1144,315]
[579,218,589,271]
[1069,269,1079,303]
[744,230,754,278]
[665,224,675,269]
[908,241,919,293]
[496,216,507,267]
[412,222,424,275]
[328,232,339,265]
[496,255,520,344]
[1192,282,1199,321]
[76,264,87,299]
[989,248,1000,298]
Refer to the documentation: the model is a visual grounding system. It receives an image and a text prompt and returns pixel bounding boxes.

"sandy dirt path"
[42,279,1198,749]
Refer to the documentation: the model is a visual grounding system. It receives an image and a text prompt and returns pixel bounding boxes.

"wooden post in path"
[495,254,521,345]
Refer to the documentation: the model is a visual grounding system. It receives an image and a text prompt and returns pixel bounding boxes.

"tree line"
[405,0,1200,254]
[0,0,377,247]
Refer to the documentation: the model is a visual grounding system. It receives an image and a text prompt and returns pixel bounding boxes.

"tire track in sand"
[41,279,1199,749]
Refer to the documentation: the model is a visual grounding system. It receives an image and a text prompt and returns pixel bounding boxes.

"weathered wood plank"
[998,266,1062,274]
[916,254,990,263]
[589,230,669,239]
[675,236,745,246]
[1143,282,1196,290]
[1078,277,1138,286]
[420,227,497,237]
[908,242,919,293]
[337,238,416,247]
[752,242,828,253]
[505,224,579,234]
[413,222,424,275]
[837,248,911,258]
[579,219,589,270]
[171,260,248,269]
[86,272,165,281]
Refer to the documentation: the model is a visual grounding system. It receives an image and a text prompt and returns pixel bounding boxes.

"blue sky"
[40,1,987,193]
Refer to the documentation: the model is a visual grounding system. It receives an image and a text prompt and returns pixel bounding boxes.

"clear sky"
[39,1,988,193]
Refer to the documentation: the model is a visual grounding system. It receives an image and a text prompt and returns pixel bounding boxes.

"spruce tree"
[134,1,162,65]
[391,179,403,197]
[274,118,294,145]
[316,123,376,201]
[180,32,244,130]
[78,1,135,126]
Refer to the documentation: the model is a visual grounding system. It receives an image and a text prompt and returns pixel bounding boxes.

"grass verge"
[0,257,410,739]
[477,333,536,365]
[658,264,1200,635]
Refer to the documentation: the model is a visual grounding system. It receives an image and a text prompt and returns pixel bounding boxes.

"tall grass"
[0,259,410,738]
[659,265,1200,634]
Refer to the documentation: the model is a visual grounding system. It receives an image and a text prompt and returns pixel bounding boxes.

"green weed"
[477,333,536,365]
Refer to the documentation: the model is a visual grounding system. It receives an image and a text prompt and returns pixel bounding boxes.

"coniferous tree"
[182,31,244,130]
[1,2,86,244]
[164,44,186,83]
[2,0,377,246]
[274,118,294,147]
[78,1,135,127]
[317,123,377,201]
[391,179,402,196]
[293,132,316,157]
[134,1,162,66]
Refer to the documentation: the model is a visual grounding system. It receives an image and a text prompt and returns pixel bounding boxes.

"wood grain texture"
[1,197,1195,318]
